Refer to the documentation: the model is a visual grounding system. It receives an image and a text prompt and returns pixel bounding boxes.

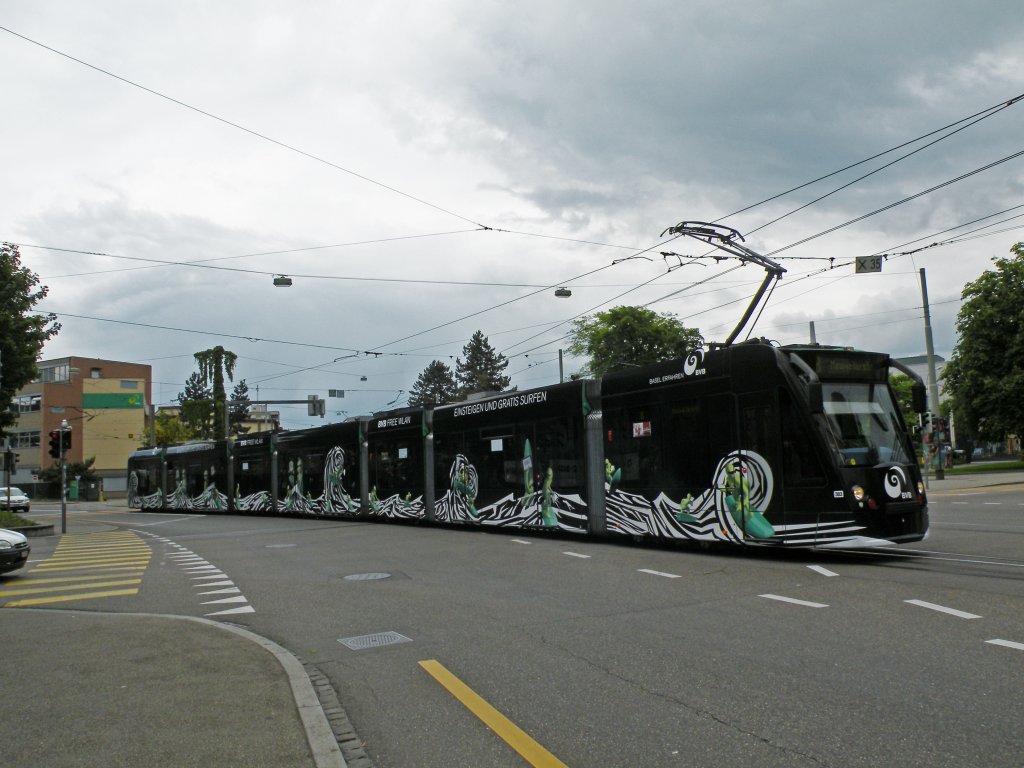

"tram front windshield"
[822,382,912,467]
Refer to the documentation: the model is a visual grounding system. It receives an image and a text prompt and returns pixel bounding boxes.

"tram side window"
[532,416,581,489]
[780,392,827,486]
[371,438,423,496]
[666,399,722,489]
[237,456,267,497]
[604,404,659,486]
[303,452,325,497]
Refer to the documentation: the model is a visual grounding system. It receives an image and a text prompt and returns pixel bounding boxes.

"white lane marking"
[206,605,256,616]
[951,502,969,505]
[511,539,531,545]
[564,552,591,559]
[986,639,1024,652]
[193,580,234,588]
[184,565,219,572]
[201,595,249,605]
[905,599,981,619]
[191,572,228,580]
[638,569,681,579]
[760,594,829,608]
[808,565,839,577]
[984,502,1002,506]
[198,587,241,595]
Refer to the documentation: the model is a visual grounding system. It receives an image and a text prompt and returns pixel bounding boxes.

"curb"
[25,610,347,768]
[8,524,55,538]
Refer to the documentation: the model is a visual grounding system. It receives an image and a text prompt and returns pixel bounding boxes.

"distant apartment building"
[6,357,152,494]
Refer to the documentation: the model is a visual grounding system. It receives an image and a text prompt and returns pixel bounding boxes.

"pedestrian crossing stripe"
[6,589,141,607]
[1,531,152,608]
[0,579,142,597]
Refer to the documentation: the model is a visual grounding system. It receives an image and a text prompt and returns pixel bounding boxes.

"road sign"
[855,255,882,273]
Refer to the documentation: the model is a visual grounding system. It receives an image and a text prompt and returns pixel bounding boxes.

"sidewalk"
[922,468,1024,493]
[0,510,347,768]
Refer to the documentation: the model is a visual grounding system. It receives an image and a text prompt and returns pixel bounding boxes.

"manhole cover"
[344,572,391,581]
[338,631,412,651]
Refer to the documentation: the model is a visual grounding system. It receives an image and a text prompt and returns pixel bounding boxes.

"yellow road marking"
[36,555,151,566]
[0,579,142,597]
[29,563,149,573]
[419,659,568,768]
[7,588,140,607]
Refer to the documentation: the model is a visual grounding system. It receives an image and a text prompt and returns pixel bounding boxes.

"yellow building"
[7,357,152,496]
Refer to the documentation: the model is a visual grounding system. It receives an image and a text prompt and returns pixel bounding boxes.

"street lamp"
[554,287,571,298]
[273,275,293,287]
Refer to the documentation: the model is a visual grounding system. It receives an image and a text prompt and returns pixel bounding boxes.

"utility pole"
[60,418,69,533]
[919,268,944,480]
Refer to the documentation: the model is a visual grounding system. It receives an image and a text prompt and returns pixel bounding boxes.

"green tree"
[409,360,458,406]
[39,456,97,483]
[943,242,1024,449]
[194,346,237,439]
[889,374,920,429]
[0,243,61,437]
[178,372,213,439]
[229,379,252,435]
[147,410,195,446]
[455,331,511,398]
[567,306,703,377]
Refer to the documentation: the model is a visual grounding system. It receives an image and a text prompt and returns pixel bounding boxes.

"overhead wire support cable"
[767,148,1024,256]
[0,25,486,228]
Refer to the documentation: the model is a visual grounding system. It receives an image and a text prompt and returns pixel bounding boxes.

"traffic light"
[48,430,62,459]
[62,429,72,452]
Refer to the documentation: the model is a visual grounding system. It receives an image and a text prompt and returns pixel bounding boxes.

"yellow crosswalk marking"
[1,531,152,609]
[0,579,142,597]
[7,588,140,607]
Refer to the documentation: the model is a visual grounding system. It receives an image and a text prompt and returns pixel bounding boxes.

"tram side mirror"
[807,381,823,414]
[911,383,927,414]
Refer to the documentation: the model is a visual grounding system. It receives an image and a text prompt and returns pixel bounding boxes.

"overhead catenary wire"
[0,25,487,229]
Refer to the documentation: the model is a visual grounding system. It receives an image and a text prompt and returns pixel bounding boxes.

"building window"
[9,395,42,414]
[14,431,41,448]
[120,380,139,390]
[34,364,70,384]
[91,368,102,378]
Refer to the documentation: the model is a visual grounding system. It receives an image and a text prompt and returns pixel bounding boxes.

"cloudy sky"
[3,1,1023,428]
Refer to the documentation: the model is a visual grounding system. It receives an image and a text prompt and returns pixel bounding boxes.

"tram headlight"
[851,485,866,503]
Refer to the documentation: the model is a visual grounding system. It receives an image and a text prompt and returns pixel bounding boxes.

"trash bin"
[69,479,79,501]
[84,482,100,501]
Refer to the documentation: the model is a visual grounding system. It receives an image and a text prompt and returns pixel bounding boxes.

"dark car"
[0,528,30,574]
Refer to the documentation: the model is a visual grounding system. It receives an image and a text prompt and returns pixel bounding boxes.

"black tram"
[128,340,929,549]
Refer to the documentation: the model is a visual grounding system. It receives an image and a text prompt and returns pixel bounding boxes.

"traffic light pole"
[60,419,68,534]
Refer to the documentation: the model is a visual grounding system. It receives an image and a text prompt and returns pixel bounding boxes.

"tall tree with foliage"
[194,346,237,439]
[409,360,458,406]
[149,410,195,446]
[455,331,510,398]
[229,379,252,435]
[567,306,703,377]
[178,372,213,439]
[0,243,61,437]
[943,242,1024,449]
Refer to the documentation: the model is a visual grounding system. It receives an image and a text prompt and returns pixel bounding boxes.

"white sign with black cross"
[855,255,882,273]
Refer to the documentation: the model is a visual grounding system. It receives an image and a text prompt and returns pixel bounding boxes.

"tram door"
[738,392,784,534]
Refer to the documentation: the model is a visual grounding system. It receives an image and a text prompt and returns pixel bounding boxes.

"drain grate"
[338,631,412,651]
[344,572,391,581]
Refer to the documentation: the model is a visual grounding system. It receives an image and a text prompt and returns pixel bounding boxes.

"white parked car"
[0,486,31,513]
[0,528,30,574]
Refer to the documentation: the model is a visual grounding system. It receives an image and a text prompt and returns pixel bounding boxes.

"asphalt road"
[13,477,1024,767]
